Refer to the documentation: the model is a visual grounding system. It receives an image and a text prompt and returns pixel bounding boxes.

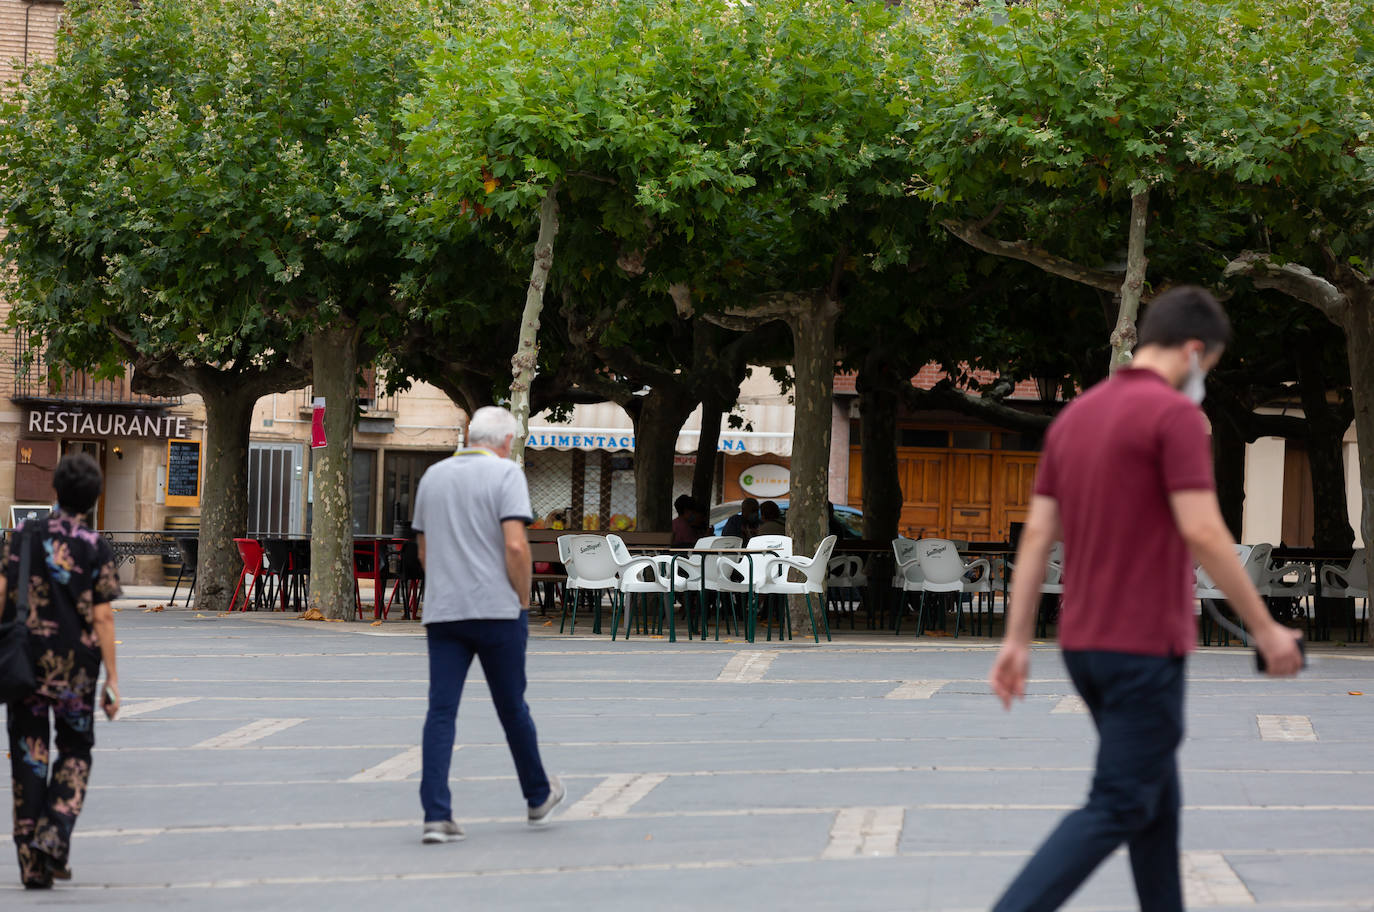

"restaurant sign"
[26,407,190,439]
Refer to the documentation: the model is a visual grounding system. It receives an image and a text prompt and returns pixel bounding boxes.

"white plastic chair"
[665,535,740,639]
[559,535,621,635]
[1006,542,1064,638]
[1320,548,1368,641]
[695,535,745,639]
[891,537,924,633]
[606,533,673,639]
[1195,543,1252,645]
[717,534,792,642]
[826,554,867,630]
[756,535,837,643]
[902,539,991,637]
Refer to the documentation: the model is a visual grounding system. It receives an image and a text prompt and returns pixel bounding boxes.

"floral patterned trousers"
[6,695,94,886]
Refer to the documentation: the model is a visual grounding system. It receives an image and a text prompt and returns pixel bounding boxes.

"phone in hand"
[1255,638,1307,673]
[102,684,118,717]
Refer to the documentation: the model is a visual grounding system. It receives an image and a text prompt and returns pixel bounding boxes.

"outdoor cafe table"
[650,547,784,644]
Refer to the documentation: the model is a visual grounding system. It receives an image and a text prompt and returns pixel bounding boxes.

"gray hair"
[467,406,520,447]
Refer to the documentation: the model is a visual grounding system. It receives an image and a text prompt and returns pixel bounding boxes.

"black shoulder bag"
[0,523,38,702]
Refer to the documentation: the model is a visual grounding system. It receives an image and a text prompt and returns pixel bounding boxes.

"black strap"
[3,522,32,625]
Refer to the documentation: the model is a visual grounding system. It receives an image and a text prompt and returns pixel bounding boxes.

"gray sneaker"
[527,776,565,826]
[421,820,465,844]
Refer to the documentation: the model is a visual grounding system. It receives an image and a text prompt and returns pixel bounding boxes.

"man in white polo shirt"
[412,406,564,844]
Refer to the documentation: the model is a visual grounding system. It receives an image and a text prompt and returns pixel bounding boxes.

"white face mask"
[1182,350,1207,405]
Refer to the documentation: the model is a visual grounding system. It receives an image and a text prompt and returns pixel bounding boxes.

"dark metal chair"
[171,536,198,606]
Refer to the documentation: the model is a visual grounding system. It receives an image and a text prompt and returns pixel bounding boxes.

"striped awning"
[526,402,792,457]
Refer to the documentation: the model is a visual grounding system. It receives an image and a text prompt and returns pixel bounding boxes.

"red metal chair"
[353,540,383,620]
[230,538,267,612]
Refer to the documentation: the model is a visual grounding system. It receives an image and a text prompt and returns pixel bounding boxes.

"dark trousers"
[7,696,96,884]
[993,650,1186,912]
[420,616,550,822]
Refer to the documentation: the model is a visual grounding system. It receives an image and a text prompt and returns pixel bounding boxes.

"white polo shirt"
[412,448,534,623]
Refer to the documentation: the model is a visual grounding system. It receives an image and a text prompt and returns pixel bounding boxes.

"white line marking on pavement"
[716,652,776,683]
[1052,696,1087,714]
[1257,714,1317,742]
[346,746,427,782]
[821,807,905,859]
[117,697,202,718]
[1183,851,1255,906]
[884,681,946,700]
[192,719,305,750]
[562,773,668,819]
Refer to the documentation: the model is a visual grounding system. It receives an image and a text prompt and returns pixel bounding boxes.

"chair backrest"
[828,554,864,584]
[1350,548,1369,588]
[800,535,838,587]
[1044,541,1065,584]
[694,535,740,550]
[177,536,198,567]
[914,538,968,586]
[262,539,292,573]
[567,535,619,584]
[749,534,792,557]
[1241,542,1272,586]
[234,538,264,569]
[891,536,923,584]
[605,533,633,567]
[1197,543,1253,590]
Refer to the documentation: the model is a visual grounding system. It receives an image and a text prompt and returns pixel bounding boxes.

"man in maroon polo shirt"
[988,286,1304,912]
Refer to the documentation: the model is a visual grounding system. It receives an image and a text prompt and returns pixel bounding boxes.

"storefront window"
[382,451,448,535]
[352,450,376,535]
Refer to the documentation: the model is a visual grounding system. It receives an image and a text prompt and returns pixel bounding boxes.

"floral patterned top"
[3,511,122,709]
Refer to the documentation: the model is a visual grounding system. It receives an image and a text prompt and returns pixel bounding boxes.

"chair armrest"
[1320,564,1349,588]
[1269,561,1311,580]
[963,557,991,580]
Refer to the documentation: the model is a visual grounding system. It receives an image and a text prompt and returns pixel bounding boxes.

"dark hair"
[53,452,103,515]
[1136,285,1231,352]
[674,494,695,516]
[741,497,759,515]
[760,500,781,521]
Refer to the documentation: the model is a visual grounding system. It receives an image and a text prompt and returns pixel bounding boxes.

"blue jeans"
[993,650,1186,912]
[420,616,551,822]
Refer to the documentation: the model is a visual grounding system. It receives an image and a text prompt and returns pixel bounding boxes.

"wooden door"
[996,455,1040,541]
[897,452,945,539]
[947,452,994,542]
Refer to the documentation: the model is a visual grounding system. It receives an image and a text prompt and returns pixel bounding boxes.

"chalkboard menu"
[166,438,202,507]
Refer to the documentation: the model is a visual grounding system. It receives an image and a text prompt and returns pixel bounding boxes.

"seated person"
[755,500,786,536]
[671,495,711,547]
[722,497,760,543]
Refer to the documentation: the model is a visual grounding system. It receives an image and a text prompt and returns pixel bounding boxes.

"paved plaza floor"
[3,604,1373,911]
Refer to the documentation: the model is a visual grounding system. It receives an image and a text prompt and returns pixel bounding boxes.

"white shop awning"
[526,401,793,457]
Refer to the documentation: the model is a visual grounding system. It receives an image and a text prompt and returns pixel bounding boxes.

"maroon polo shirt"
[1034,368,1215,656]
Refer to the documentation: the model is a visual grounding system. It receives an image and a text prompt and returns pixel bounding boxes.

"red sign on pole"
[310,397,327,449]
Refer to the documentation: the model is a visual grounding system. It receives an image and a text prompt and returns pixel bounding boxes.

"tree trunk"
[1295,340,1355,551]
[1109,190,1150,371]
[857,358,902,542]
[1340,289,1374,554]
[692,396,725,510]
[1209,406,1247,541]
[785,293,840,635]
[509,185,560,468]
[196,383,258,611]
[308,320,361,620]
[631,388,695,533]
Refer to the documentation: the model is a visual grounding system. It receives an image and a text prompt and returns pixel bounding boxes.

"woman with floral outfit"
[3,453,121,889]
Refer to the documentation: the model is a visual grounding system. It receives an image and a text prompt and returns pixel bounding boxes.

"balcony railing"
[11,336,183,407]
